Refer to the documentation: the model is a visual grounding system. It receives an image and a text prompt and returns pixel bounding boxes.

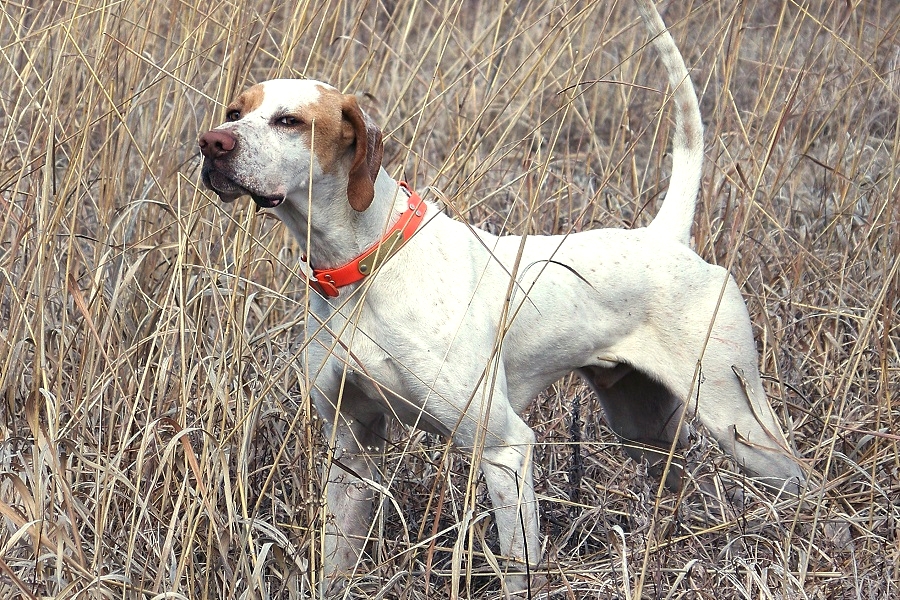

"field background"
[1,0,898,598]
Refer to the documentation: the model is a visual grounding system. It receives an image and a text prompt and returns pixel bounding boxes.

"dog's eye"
[276,115,303,127]
[226,109,241,122]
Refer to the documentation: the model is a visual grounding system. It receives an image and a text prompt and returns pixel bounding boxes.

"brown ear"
[341,95,383,212]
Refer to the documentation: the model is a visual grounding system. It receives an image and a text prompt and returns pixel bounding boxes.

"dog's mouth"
[202,164,284,209]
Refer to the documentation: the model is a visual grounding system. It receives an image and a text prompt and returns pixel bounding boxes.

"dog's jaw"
[201,162,285,207]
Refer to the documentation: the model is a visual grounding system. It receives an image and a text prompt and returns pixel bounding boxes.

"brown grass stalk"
[1,0,897,598]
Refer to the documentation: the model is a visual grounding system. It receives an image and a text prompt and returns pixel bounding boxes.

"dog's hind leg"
[676,279,807,493]
[580,276,806,495]
[689,331,806,493]
[581,357,804,494]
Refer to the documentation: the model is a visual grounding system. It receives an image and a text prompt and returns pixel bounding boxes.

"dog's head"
[199,79,383,212]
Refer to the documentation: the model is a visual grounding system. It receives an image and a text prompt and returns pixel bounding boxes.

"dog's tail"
[635,0,704,245]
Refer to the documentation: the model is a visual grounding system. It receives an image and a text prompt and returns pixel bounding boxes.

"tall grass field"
[1,0,898,598]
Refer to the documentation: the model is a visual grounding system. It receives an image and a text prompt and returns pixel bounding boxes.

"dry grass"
[1,0,898,598]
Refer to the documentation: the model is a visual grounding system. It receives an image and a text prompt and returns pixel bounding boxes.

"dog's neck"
[274,168,408,270]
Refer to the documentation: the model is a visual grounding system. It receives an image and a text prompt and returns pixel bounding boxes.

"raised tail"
[635,0,704,245]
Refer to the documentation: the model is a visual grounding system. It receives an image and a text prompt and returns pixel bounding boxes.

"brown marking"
[341,95,382,212]
[303,85,383,211]
[677,96,698,146]
[225,84,266,118]
[303,85,347,173]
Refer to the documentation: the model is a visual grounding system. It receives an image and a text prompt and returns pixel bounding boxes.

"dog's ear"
[341,95,383,212]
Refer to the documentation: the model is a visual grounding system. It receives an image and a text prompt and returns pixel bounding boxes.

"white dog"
[199,0,805,595]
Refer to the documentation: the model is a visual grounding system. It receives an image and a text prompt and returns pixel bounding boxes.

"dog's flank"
[199,2,805,597]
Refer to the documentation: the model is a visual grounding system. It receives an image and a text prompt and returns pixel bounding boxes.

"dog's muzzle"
[199,129,285,208]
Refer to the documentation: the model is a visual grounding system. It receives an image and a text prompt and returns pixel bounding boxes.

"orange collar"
[305,182,427,297]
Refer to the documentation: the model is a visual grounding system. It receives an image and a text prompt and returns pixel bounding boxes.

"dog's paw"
[502,572,550,599]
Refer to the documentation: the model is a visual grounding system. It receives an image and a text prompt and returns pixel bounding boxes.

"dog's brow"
[275,103,303,115]
[238,85,266,113]
[258,80,324,113]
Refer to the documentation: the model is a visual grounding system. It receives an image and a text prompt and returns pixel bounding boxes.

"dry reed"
[0,0,897,598]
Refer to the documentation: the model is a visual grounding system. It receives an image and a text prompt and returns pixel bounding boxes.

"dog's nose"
[198,130,237,158]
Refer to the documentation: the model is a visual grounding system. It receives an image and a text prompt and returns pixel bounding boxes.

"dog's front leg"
[320,412,387,595]
[478,411,542,596]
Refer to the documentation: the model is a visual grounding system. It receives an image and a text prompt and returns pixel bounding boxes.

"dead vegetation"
[0,0,897,598]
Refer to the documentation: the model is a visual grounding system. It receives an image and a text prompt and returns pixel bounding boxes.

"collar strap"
[306,182,427,297]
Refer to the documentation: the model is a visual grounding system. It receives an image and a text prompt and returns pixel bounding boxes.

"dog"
[199,0,805,595]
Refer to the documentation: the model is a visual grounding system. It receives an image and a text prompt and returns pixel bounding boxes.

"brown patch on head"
[225,84,266,118]
[304,85,383,211]
[300,85,347,172]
